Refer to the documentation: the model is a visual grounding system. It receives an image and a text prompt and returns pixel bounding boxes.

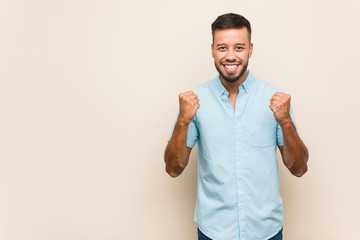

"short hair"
[211,13,252,43]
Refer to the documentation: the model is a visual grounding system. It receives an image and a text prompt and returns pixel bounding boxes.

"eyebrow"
[216,43,246,47]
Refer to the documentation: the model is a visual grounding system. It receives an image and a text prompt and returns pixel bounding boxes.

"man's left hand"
[269,92,292,126]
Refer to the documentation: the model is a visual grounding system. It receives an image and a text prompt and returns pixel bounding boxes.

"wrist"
[177,116,191,126]
[278,117,293,127]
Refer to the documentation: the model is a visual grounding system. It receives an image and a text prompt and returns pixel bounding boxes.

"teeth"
[225,65,237,69]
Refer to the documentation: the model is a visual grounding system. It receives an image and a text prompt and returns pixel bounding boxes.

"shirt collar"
[214,70,256,97]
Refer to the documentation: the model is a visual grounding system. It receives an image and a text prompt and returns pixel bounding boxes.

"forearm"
[280,119,309,177]
[164,118,191,178]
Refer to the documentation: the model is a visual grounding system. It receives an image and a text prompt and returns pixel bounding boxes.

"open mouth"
[223,64,239,73]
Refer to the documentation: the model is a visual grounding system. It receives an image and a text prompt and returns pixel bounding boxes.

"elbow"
[295,150,309,177]
[164,146,188,178]
[291,149,309,178]
[165,164,183,178]
[164,155,184,178]
[166,168,181,178]
[292,164,308,178]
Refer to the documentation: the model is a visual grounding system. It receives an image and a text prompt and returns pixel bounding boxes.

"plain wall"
[0,0,359,239]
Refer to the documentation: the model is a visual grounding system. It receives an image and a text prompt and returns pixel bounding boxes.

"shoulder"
[253,75,284,96]
[192,77,217,97]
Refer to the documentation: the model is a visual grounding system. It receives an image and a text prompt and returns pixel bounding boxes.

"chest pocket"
[248,120,277,148]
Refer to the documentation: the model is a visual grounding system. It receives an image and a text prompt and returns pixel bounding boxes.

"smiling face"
[212,28,253,84]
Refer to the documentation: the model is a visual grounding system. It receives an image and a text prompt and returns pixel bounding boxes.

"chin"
[214,61,248,83]
[223,75,241,83]
[221,70,243,83]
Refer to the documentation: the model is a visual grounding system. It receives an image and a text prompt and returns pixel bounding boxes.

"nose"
[225,49,236,61]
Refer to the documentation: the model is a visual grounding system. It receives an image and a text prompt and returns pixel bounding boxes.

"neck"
[220,70,248,95]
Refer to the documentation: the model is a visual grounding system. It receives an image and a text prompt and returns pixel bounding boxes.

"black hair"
[211,13,252,43]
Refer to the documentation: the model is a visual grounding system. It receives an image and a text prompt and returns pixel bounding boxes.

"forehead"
[213,28,250,44]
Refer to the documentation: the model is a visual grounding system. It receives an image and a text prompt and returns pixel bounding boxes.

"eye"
[236,46,244,51]
[218,46,226,51]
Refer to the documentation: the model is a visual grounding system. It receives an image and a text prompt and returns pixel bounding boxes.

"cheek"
[214,53,226,62]
[237,52,249,59]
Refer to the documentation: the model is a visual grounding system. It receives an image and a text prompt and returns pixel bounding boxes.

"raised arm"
[270,92,309,177]
[164,91,200,178]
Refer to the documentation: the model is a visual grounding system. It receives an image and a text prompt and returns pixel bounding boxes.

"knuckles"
[179,91,198,103]
[271,92,291,104]
[179,91,194,96]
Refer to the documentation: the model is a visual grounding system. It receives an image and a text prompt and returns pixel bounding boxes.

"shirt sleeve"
[276,105,301,146]
[168,113,199,149]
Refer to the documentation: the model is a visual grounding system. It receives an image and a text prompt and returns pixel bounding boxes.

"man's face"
[212,28,253,83]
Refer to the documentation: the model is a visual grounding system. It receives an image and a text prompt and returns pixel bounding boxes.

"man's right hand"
[178,91,200,124]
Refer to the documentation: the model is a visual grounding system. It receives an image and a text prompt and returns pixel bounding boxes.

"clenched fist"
[178,91,200,124]
[269,92,292,126]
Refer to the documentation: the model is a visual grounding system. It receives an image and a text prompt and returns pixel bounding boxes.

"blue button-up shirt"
[172,71,298,240]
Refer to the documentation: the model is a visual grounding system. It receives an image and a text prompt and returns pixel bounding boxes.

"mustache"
[221,60,241,64]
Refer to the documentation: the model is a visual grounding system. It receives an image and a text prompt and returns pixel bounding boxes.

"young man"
[164,13,308,240]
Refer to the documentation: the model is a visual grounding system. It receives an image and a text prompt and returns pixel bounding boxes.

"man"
[164,13,308,240]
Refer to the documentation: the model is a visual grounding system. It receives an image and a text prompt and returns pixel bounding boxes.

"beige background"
[0,0,359,239]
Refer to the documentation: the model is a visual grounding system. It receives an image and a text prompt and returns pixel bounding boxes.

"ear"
[249,42,253,58]
[211,43,215,58]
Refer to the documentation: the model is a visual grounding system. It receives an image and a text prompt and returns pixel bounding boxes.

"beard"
[214,60,249,83]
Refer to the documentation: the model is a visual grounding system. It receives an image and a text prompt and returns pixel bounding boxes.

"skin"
[211,28,253,110]
[164,27,308,178]
[164,91,199,177]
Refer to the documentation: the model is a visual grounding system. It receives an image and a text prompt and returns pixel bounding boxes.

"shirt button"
[237,163,240,166]
[236,142,239,145]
